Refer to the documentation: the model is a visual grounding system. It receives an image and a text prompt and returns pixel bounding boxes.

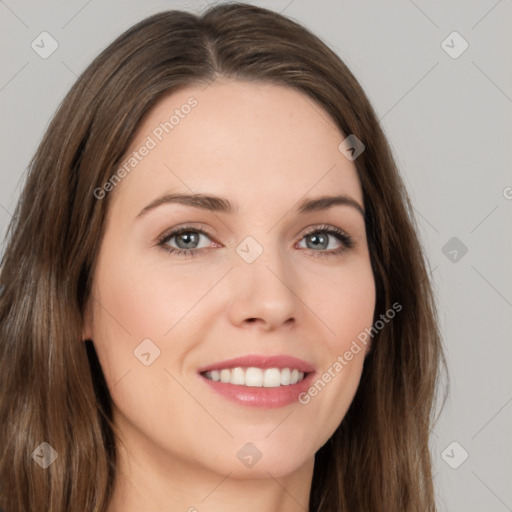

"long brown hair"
[0,3,447,511]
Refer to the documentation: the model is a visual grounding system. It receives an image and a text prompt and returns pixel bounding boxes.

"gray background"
[1,0,511,510]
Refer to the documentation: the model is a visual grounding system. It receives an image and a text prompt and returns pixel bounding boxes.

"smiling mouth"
[200,367,308,387]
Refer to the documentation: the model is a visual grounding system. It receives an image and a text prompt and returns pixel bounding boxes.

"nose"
[227,246,301,331]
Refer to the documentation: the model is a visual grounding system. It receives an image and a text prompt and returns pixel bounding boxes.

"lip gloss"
[199,371,316,408]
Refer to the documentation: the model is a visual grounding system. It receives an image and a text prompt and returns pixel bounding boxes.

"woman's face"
[84,79,375,480]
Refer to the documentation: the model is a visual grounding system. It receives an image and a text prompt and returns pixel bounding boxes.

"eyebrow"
[136,193,365,218]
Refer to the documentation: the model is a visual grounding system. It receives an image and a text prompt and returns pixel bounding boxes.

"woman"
[0,3,446,511]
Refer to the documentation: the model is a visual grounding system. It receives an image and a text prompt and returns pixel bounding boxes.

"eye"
[156,224,354,258]
[296,224,354,257]
[157,225,217,258]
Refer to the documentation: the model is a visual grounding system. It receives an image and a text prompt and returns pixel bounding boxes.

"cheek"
[88,245,227,393]
[92,248,211,340]
[323,265,375,390]
[294,260,375,441]
[307,258,376,347]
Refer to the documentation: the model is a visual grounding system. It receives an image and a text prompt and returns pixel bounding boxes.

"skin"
[83,79,376,512]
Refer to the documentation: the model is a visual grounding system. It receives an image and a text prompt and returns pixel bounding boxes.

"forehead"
[111,79,363,213]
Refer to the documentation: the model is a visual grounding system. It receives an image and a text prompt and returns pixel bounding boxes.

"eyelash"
[156,224,354,259]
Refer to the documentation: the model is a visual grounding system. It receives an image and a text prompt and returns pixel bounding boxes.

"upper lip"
[197,354,316,374]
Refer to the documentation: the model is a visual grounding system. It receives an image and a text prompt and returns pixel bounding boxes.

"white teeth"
[219,369,231,383]
[280,368,291,385]
[203,367,307,387]
[231,367,245,385]
[263,368,281,388]
[245,367,263,387]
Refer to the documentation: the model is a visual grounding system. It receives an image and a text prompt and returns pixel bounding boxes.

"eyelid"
[300,223,352,240]
[155,223,218,246]
[298,224,354,251]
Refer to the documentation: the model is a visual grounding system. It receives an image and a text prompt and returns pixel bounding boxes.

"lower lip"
[199,371,316,409]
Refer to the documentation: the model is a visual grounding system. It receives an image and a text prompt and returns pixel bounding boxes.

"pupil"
[308,234,327,250]
[178,232,198,249]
